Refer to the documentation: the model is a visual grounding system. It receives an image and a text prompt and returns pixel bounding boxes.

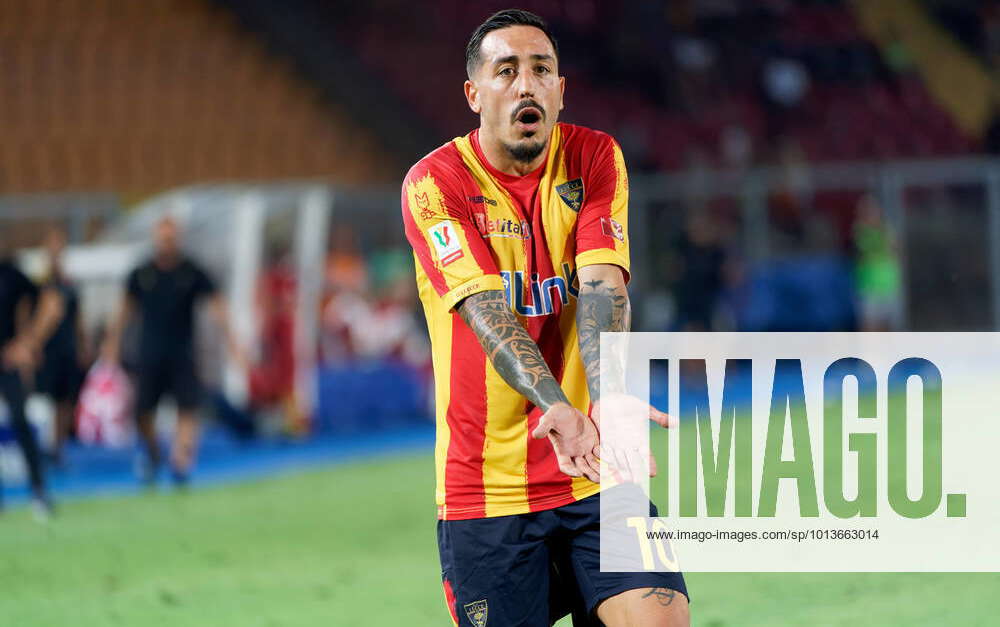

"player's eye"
[535,65,551,74]
[498,67,515,77]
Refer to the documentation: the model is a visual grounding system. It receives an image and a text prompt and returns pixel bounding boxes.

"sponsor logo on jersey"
[601,216,625,242]
[500,263,579,317]
[428,221,464,266]
[474,213,531,240]
[467,195,498,206]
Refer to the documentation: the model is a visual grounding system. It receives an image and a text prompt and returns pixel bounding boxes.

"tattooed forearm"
[457,290,568,411]
[577,278,631,401]
[641,587,676,607]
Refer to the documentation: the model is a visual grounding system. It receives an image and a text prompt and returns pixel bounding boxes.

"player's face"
[466,25,564,164]
[154,219,180,257]
[44,229,66,258]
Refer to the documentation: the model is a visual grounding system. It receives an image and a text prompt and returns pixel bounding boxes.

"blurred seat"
[0,0,391,193]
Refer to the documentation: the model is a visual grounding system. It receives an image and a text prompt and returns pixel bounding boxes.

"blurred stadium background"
[2,0,1000,625]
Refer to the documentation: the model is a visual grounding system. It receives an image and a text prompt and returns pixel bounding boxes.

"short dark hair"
[465,9,559,78]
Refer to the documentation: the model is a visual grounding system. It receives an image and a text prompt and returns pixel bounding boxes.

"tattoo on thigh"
[641,587,676,606]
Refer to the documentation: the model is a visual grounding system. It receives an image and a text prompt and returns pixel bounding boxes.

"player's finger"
[650,407,677,428]
[576,455,599,483]
[549,435,581,477]
[649,448,659,477]
[583,451,601,481]
[558,457,581,477]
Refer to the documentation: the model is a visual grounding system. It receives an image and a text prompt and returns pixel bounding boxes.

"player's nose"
[514,72,536,98]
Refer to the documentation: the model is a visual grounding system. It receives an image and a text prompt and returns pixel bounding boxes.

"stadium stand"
[0,0,391,193]
[303,0,974,170]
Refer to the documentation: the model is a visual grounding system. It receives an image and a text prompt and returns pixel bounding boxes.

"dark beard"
[503,138,546,163]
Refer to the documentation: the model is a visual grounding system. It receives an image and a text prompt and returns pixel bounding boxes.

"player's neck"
[154,251,181,270]
[477,127,547,177]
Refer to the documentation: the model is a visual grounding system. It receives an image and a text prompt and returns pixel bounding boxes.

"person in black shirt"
[103,216,243,486]
[0,250,63,517]
[35,228,88,465]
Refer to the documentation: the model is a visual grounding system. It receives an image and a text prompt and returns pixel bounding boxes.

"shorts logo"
[464,600,488,627]
[556,178,585,212]
[428,221,464,266]
[601,216,625,242]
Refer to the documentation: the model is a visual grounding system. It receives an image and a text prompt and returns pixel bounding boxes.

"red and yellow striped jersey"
[402,122,630,520]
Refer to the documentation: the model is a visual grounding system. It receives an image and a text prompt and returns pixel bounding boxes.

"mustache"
[511,100,546,123]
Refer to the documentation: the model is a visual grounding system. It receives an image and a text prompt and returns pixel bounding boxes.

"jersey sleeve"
[126,267,142,300]
[15,267,39,305]
[193,264,217,298]
[574,136,631,282]
[402,162,504,311]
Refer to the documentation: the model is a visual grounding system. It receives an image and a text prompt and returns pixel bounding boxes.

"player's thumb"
[650,407,677,428]
[531,415,553,440]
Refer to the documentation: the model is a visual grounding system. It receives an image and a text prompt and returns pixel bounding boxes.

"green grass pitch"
[1,452,996,626]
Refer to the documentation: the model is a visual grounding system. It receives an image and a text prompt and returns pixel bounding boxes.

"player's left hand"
[532,402,600,483]
[591,393,676,478]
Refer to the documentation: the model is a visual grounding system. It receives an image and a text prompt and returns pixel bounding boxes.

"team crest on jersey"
[464,600,488,627]
[428,221,464,266]
[555,178,585,212]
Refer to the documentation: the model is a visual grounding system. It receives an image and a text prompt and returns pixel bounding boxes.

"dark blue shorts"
[438,489,688,626]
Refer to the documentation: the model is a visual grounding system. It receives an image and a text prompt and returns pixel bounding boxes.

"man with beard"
[401,10,689,626]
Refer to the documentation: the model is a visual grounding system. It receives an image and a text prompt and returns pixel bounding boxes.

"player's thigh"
[437,514,553,627]
[595,586,690,627]
[168,354,202,412]
[135,361,167,417]
[558,491,689,625]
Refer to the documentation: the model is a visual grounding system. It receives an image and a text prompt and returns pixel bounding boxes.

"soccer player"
[103,216,242,486]
[0,246,62,517]
[401,9,689,626]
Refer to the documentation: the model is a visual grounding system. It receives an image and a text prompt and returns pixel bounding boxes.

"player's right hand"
[1,339,36,369]
[532,402,600,483]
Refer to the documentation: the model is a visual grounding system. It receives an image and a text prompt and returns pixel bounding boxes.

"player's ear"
[559,75,565,112]
[464,80,481,114]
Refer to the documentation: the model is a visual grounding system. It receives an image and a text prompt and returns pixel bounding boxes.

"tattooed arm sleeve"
[576,264,631,401]
[457,290,569,412]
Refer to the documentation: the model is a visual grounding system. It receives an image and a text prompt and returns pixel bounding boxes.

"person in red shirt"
[402,9,689,626]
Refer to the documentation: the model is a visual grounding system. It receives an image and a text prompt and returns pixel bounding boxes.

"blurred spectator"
[249,246,299,434]
[852,194,902,331]
[666,210,728,331]
[720,123,754,171]
[770,137,814,252]
[103,216,245,486]
[34,227,89,466]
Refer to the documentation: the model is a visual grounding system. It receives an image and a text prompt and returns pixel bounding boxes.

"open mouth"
[517,108,542,124]
[514,106,543,135]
